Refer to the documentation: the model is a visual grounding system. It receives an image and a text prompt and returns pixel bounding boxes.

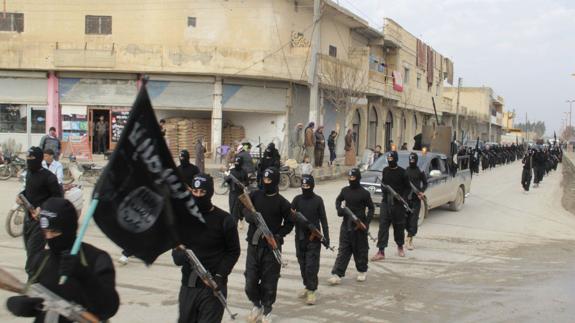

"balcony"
[383,18,403,48]
[367,70,401,101]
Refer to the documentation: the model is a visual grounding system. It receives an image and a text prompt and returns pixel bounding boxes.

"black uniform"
[378,152,411,250]
[257,144,281,188]
[521,152,533,191]
[225,157,249,223]
[533,149,546,185]
[292,175,329,292]
[22,147,63,274]
[243,167,293,315]
[405,153,427,238]
[177,150,200,187]
[332,169,374,277]
[237,146,255,175]
[172,174,241,323]
[7,198,119,323]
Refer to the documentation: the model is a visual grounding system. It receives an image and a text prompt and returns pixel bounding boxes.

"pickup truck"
[360,151,471,225]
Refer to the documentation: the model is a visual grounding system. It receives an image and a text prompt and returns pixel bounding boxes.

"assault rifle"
[230,174,284,267]
[409,182,428,204]
[0,267,99,323]
[181,247,238,320]
[18,193,35,214]
[381,184,413,214]
[342,207,376,242]
[292,211,334,251]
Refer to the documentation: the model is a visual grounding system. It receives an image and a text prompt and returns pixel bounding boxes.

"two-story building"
[443,87,504,143]
[0,0,455,162]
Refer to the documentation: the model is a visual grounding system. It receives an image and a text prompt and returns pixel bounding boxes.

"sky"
[337,0,575,136]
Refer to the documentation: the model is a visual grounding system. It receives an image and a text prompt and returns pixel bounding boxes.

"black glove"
[6,296,43,317]
[213,274,226,291]
[59,253,91,280]
[274,234,284,246]
[172,248,187,266]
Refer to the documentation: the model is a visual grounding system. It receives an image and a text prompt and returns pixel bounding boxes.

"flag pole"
[59,194,100,285]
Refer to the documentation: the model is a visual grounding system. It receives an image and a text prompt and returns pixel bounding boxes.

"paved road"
[1,161,575,323]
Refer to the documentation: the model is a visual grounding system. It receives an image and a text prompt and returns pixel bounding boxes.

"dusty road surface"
[1,161,575,323]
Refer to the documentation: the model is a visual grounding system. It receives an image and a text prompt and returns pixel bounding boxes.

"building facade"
[443,87,505,144]
[0,0,456,161]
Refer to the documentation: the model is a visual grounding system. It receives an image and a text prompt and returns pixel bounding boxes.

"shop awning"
[0,77,47,104]
[59,78,138,106]
[147,80,213,110]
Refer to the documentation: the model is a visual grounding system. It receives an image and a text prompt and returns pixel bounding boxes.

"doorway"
[385,111,393,151]
[90,108,110,154]
[352,109,361,155]
[368,106,378,149]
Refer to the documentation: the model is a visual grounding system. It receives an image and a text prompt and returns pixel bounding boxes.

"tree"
[515,120,546,139]
[318,53,368,113]
[561,126,575,142]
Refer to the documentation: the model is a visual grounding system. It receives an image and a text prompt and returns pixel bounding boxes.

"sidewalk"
[89,153,352,182]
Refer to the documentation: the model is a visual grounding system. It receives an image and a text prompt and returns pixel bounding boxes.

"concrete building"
[0,0,454,162]
[443,87,504,144]
[365,18,454,152]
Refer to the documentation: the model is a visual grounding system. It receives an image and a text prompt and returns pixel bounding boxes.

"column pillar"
[46,72,61,136]
[211,77,223,163]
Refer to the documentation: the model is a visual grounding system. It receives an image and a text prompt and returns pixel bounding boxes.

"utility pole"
[455,77,462,141]
[567,100,574,128]
[308,0,321,124]
[525,112,529,143]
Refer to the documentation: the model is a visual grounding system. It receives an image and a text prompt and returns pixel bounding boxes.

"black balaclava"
[191,174,214,213]
[301,174,315,198]
[387,151,399,168]
[409,152,418,168]
[179,150,190,167]
[263,167,280,194]
[27,147,43,172]
[234,156,242,170]
[348,168,361,189]
[39,198,78,254]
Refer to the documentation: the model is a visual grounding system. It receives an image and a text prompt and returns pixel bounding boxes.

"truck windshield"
[368,153,426,172]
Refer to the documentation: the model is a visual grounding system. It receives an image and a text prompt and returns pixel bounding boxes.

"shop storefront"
[58,74,138,159]
[222,80,289,151]
[0,72,48,150]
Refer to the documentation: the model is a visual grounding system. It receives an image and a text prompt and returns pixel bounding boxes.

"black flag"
[93,86,204,264]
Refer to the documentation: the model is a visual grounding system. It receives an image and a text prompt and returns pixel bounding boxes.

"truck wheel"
[417,200,429,226]
[449,186,465,211]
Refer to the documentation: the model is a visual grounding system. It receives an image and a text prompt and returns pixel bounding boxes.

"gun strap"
[251,228,263,245]
[27,254,50,289]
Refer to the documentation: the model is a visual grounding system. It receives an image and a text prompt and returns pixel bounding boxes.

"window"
[85,15,112,35]
[30,107,46,134]
[329,45,337,57]
[439,158,448,174]
[187,17,197,27]
[0,13,24,32]
[0,104,27,133]
[416,73,421,88]
[403,67,410,84]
